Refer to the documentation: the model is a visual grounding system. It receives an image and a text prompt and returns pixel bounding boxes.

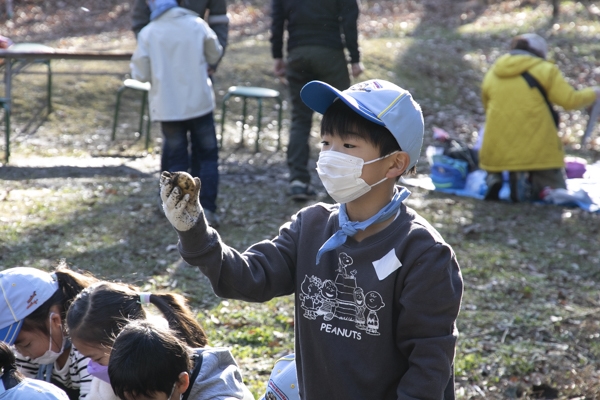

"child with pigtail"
[66,282,253,400]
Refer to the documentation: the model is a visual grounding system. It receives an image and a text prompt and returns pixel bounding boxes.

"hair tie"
[139,292,152,305]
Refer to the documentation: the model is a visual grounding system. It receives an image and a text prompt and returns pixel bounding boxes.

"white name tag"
[372,249,402,280]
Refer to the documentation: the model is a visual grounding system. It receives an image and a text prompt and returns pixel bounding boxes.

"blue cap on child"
[300,79,424,170]
[0,267,59,345]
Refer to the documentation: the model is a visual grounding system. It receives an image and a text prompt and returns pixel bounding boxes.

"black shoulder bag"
[521,71,560,128]
[181,350,204,400]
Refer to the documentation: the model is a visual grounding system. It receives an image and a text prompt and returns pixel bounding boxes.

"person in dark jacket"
[270,0,364,200]
[131,0,228,72]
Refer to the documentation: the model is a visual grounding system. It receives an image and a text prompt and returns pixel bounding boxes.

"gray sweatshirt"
[189,347,254,400]
[177,192,463,400]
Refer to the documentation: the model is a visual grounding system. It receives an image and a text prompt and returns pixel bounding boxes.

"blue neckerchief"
[148,0,178,21]
[315,187,411,264]
[36,364,53,382]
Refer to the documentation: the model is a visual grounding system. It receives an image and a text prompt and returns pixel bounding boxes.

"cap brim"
[300,81,385,126]
[0,320,23,345]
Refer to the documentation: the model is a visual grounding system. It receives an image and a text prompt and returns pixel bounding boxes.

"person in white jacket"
[131,0,223,227]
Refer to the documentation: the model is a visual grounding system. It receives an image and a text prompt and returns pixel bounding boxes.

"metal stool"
[220,86,282,152]
[111,79,152,150]
[0,98,10,163]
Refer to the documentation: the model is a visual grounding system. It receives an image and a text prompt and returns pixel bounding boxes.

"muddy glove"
[160,171,202,231]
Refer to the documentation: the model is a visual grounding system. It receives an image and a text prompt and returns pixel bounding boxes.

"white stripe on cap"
[0,279,18,322]
[4,320,22,344]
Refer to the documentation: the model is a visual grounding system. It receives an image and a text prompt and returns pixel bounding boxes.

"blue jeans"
[160,113,219,212]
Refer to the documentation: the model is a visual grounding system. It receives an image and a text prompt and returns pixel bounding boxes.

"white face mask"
[316,151,398,203]
[30,313,67,365]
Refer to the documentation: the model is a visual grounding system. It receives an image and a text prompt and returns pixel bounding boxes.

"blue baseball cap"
[300,79,424,170]
[0,267,59,345]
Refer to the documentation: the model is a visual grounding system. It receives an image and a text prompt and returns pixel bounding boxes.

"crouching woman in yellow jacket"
[480,33,599,202]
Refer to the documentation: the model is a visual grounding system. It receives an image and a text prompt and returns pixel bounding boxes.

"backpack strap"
[521,71,559,127]
[181,350,204,400]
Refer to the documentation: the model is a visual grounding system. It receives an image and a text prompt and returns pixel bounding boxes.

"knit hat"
[300,79,424,169]
[520,33,548,59]
[147,0,178,21]
[260,354,300,400]
[0,267,59,345]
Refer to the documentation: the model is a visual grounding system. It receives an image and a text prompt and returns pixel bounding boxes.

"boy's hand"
[160,172,202,231]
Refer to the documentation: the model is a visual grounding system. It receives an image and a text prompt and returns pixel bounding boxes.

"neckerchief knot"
[315,187,410,264]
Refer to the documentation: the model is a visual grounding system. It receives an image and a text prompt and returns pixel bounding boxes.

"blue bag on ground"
[430,155,469,189]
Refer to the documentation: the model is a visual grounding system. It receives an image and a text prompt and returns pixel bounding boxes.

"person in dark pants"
[271,0,364,200]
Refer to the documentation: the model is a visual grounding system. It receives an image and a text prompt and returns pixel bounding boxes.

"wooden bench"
[0,44,132,163]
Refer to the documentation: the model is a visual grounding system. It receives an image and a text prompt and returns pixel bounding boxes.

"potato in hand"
[161,171,199,198]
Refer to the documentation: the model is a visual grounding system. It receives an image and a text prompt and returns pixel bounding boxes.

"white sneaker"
[204,209,220,228]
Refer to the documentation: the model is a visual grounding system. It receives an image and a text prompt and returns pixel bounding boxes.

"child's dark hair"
[510,37,545,59]
[21,260,98,334]
[66,281,207,349]
[1,341,24,389]
[321,100,416,174]
[108,320,192,399]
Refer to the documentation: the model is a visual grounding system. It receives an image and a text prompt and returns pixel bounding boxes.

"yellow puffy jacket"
[480,51,596,172]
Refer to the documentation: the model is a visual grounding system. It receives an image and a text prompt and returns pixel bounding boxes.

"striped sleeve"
[58,347,93,399]
[15,354,41,379]
[17,346,93,399]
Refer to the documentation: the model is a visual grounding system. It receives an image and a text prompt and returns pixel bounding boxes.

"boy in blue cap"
[160,79,463,399]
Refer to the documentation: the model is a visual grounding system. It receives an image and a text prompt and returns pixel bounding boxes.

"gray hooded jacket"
[188,347,254,400]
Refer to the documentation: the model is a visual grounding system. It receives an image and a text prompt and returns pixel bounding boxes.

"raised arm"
[159,173,297,302]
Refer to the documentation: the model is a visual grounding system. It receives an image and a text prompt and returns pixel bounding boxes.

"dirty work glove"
[159,172,202,231]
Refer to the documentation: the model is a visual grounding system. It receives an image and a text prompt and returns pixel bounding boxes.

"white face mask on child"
[316,150,398,204]
[30,313,67,365]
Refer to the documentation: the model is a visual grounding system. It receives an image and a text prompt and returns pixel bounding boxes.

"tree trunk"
[552,0,560,19]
